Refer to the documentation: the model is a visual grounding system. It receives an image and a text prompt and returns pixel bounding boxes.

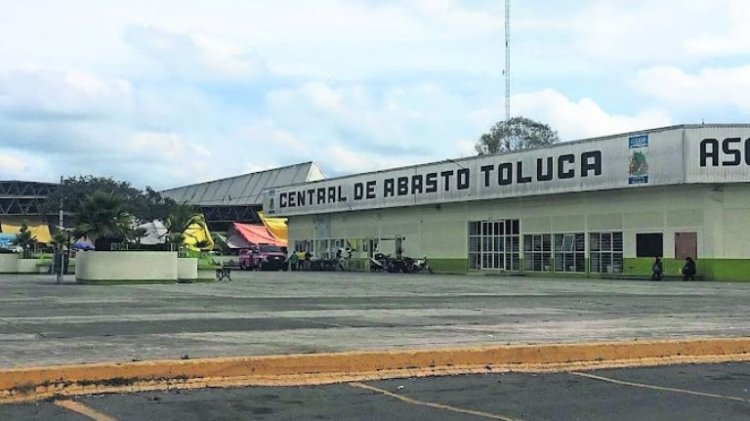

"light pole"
[56,175,63,284]
[505,0,511,122]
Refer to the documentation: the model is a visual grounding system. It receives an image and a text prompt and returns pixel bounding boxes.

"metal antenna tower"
[504,0,510,122]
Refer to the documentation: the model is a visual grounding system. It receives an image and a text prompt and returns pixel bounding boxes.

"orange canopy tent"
[229,222,286,248]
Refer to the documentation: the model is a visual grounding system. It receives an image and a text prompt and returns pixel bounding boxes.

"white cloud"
[126,131,212,183]
[566,1,733,63]
[123,25,267,82]
[0,68,131,119]
[453,139,478,157]
[235,122,310,153]
[0,150,50,180]
[512,89,672,140]
[684,1,750,56]
[325,144,420,174]
[633,65,750,112]
[0,153,29,176]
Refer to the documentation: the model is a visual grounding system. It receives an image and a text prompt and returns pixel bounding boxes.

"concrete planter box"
[178,258,198,282]
[0,254,19,273]
[197,269,217,282]
[17,259,38,273]
[76,251,178,284]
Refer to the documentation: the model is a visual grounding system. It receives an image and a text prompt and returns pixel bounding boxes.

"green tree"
[73,190,133,251]
[44,176,176,225]
[50,231,68,249]
[12,220,36,258]
[475,116,559,155]
[164,202,202,251]
[128,227,149,249]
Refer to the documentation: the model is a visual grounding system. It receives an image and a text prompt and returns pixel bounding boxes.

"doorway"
[675,232,697,260]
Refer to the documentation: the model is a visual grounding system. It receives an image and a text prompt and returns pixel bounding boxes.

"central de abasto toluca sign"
[264,126,750,216]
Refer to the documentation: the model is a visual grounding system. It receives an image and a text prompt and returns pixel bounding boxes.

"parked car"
[239,244,287,271]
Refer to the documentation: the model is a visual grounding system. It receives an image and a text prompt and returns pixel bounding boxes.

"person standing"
[682,257,697,281]
[304,250,312,271]
[288,251,299,271]
[651,257,663,281]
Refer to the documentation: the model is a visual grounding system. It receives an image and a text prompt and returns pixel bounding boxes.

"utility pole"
[505,0,511,122]
[56,175,63,284]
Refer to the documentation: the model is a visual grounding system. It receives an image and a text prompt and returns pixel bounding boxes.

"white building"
[265,124,750,281]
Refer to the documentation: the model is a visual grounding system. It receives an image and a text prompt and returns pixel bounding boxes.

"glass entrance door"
[469,220,520,271]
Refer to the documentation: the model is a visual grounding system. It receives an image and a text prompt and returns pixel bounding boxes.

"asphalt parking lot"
[4,362,750,420]
[1,272,750,368]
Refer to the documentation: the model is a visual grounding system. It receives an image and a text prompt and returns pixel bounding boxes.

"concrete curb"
[2,337,750,403]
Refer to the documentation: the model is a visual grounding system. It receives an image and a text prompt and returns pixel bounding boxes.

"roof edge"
[160,161,318,193]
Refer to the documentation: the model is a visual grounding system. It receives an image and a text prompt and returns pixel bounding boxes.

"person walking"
[651,256,663,281]
[681,257,697,281]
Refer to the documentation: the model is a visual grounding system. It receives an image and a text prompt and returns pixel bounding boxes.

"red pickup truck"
[238,244,287,271]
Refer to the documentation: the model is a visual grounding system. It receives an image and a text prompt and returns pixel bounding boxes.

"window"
[314,239,330,258]
[554,233,585,272]
[590,232,623,273]
[294,240,311,253]
[469,220,520,271]
[523,234,551,271]
[636,233,663,257]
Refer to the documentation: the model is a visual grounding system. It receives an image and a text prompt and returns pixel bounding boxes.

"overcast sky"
[1,0,749,189]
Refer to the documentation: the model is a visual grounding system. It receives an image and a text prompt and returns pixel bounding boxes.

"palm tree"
[127,227,149,249]
[163,202,202,252]
[74,190,133,251]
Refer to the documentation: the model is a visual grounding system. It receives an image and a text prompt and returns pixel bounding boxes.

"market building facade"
[264,124,750,281]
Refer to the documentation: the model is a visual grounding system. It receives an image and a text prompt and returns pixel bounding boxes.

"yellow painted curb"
[2,337,750,404]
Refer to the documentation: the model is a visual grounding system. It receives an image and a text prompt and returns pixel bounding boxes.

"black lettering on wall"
[425,173,438,193]
[288,192,296,207]
[537,157,553,181]
[558,154,575,179]
[366,181,377,199]
[722,138,741,166]
[297,191,306,206]
[279,192,287,208]
[701,139,719,167]
[337,186,347,202]
[397,177,409,196]
[327,186,336,202]
[307,189,315,204]
[457,168,470,190]
[354,183,364,200]
[316,188,326,204]
[581,151,602,177]
[411,175,424,194]
[498,163,513,185]
[384,179,395,197]
[481,165,494,187]
[746,138,750,165]
[516,161,532,183]
[440,170,454,191]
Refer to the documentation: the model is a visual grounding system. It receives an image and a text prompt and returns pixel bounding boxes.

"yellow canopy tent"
[0,218,52,243]
[258,212,288,242]
[182,215,214,251]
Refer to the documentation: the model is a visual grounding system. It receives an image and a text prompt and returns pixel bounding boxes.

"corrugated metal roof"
[160,162,324,206]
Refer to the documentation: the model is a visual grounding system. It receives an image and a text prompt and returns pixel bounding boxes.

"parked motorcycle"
[409,256,433,274]
[370,253,388,272]
[371,254,433,274]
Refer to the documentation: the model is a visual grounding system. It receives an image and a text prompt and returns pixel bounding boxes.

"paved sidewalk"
[1,272,749,368]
